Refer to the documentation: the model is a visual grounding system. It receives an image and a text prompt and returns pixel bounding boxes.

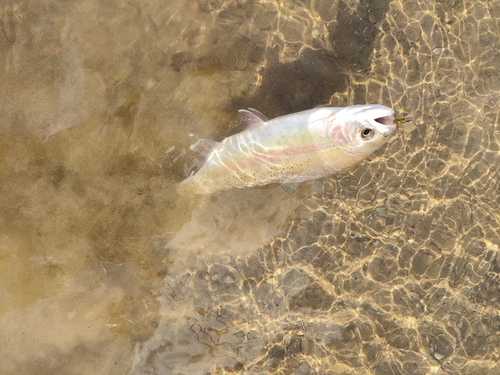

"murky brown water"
[1,0,499,374]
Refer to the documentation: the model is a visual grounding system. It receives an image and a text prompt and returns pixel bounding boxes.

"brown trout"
[178,104,397,195]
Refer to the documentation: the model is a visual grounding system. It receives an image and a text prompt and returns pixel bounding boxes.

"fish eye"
[361,128,374,140]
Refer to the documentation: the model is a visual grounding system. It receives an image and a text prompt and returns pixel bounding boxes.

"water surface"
[1,0,500,374]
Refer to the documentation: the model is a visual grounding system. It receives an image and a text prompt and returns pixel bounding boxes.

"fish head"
[328,104,397,155]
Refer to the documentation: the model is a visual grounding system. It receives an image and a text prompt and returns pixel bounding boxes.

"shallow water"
[1,0,499,374]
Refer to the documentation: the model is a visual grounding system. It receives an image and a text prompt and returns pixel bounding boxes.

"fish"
[178,104,397,195]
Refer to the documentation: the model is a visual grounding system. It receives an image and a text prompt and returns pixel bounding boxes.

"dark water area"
[0,0,499,374]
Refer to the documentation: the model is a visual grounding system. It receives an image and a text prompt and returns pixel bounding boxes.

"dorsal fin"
[246,108,269,122]
[238,108,268,129]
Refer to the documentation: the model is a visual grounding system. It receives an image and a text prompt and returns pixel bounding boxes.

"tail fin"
[176,176,201,196]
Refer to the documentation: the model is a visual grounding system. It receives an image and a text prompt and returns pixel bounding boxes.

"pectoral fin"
[280,182,300,194]
[309,118,330,137]
[309,118,348,146]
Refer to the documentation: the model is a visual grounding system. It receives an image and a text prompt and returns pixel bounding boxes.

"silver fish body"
[178,104,397,195]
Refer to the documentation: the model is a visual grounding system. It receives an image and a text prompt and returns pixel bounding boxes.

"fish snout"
[381,123,397,138]
[371,109,397,138]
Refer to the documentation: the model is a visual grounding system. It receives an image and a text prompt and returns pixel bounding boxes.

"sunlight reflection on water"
[0,0,499,374]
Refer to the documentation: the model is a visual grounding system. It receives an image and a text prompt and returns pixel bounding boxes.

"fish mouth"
[369,106,397,137]
[375,114,395,125]
[369,106,395,125]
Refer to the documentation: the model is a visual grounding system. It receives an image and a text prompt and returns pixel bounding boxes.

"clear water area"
[0,0,499,374]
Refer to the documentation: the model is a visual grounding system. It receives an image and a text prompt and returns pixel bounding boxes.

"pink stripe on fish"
[228,142,332,170]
